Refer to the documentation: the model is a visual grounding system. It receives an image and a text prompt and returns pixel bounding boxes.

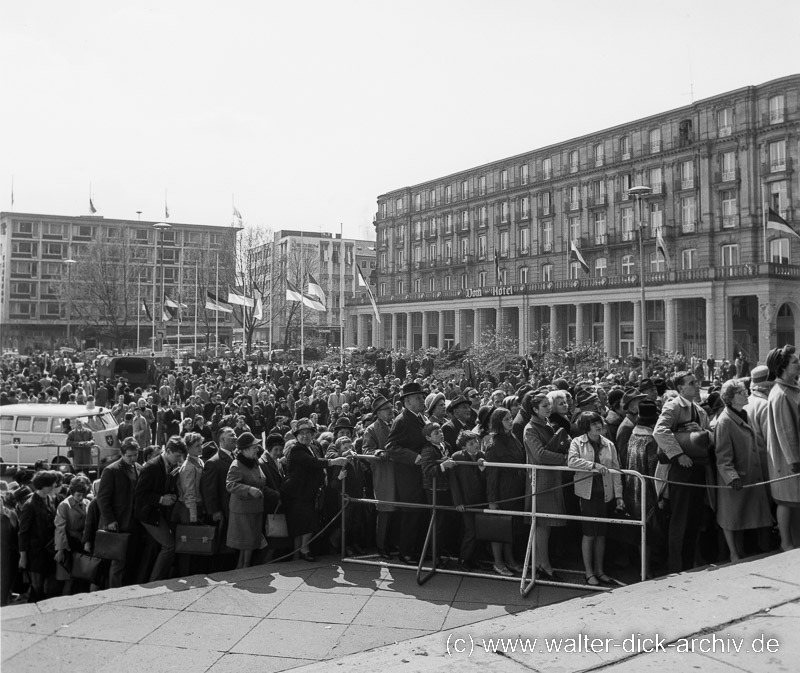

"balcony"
[722,216,737,229]
[588,193,607,207]
[592,234,608,246]
[676,177,694,190]
[519,247,530,256]
[681,222,697,234]
[461,254,474,264]
[621,229,636,242]
[645,141,662,154]
[649,182,665,195]
[540,241,553,254]
[718,126,732,138]
[716,168,740,183]
[620,151,631,161]
[763,157,791,174]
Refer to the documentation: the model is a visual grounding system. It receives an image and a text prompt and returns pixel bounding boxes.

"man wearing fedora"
[363,395,397,558]
[385,382,428,563]
[442,395,471,455]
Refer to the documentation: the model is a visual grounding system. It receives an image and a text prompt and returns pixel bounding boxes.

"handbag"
[175,523,217,555]
[265,505,289,538]
[475,512,513,543]
[93,530,130,562]
[70,552,103,582]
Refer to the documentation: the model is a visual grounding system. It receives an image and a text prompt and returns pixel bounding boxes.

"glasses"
[469,394,479,399]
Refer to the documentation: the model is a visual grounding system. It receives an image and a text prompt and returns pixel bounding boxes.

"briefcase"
[175,524,217,555]
[475,512,513,543]
[93,530,130,562]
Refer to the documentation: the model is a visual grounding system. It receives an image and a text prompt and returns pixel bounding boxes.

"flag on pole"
[356,264,381,324]
[165,190,170,220]
[205,291,233,313]
[767,208,800,240]
[253,288,263,320]
[307,273,326,306]
[162,305,177,322]
[89,197,96,214]
[233,206,242,224]
[227,287,255,307]
[142,300,153,321]
[10,176,13,207]
[569,240,590,275]
[165,295,188,322]
[286,280,303,302]
[494,249,501,283]
[655,228,671,271]
[301,291,326,312]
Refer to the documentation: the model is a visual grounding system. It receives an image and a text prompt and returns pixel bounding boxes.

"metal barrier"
[340,457,648,596]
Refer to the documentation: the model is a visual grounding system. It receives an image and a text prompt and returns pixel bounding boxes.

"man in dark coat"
[394,353,407,380]
[362,395,396,558]
[97,438,142,587]
[385,382,427,563]
[200,425,237,570]
[442,396,471,454]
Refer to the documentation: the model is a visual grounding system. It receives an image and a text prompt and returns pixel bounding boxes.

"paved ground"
[2,551,798,672]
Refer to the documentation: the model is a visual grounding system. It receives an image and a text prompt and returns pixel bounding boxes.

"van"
[95,355,170,388]
[0,404,121,472]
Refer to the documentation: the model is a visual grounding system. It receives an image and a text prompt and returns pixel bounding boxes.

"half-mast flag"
[301,291,326,312]
[569,239,590,275]
[494,249,501,283]
[142,300,153,321]
[227,287,255,307]
[767,208,800,240]
[307,273,326,306]
[233,206,242,222]
[162,305,177,322]
[253,288,263,320]
[89,197,96,214]
[205,291,233,313]
[655,228,671,271]
[286,280,303,302]
[356,264,381,324]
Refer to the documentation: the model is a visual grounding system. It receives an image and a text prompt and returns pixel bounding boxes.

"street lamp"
[63,258,77,347]
[628,185,653,380]
[152,222,171,353]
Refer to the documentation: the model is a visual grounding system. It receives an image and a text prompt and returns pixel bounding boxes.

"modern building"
[0,212,237,351]
[349,74,800,363]
[250,230,376,348]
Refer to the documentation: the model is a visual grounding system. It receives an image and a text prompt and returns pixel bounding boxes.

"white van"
[0,404,121,472]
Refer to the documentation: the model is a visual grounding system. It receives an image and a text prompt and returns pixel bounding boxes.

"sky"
[2,0,799,240]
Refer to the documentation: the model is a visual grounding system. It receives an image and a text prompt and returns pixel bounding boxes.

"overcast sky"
[2,0,798,239]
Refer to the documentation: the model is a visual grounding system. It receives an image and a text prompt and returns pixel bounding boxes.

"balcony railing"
[681,222,697,234]
[718,126,732,138]
[717,168,740,183]
[588,193,606,207]
[540,241,553,253]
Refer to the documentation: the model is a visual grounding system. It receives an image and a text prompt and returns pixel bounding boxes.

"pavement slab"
[206,653,314,673]
[140,610,261,652]
[230,617,348,659]
[184,585,293,618]
[58,604,178,643]
[2,604,98,635]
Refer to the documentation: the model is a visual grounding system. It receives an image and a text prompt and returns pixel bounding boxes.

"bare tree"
[279,238,322,351]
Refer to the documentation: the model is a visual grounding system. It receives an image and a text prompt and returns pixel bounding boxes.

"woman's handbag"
[70,552,102,582]
[475,512,513,543]
[265,505,289,538]
[175,523,217,555]
[93,530,130,562]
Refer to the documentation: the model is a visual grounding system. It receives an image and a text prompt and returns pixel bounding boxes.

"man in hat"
[638,379,658,402]
[200,426,237,571]
[442,395,471,455]
[363,395,396,559]
[385,382,428,563]
[744,365,771,481]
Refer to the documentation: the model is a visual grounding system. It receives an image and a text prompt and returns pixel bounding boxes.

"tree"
[278,238,323,351]
[182,244,236,351]
[469,326,520,376]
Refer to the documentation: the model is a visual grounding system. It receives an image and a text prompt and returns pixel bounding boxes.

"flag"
[356,264,381,324]
[253,288,263,320]
[307,273,326,306]
[164,295,187,322]
[569,240,590,275]
[205,291,233,313]
[302,292,326,312]
[142,300,153,321]
[286,280,303,302]
[10,176,13,207]
[162,305,177,322]
[233,206,242,222]
[89,197,96,214]
[494,249,501,283]
[165,191,170,220]
[655,228,671,271]
[767,208,800,240]
[227,287,255,307]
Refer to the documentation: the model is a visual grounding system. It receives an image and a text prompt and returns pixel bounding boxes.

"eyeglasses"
[468,394,479,399]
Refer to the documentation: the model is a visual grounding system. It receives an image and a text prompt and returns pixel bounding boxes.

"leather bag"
[175,524,217,555]
[265,507,289,538]
[93,530,130,562]
[70,553,103,582]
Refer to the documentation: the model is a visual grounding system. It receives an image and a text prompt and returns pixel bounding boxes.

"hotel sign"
[465,285,517,298]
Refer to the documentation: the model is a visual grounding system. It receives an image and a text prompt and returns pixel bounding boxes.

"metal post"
[628,186,652,379]
[63,258,76,347]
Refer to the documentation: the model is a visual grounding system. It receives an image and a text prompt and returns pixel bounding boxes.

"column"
[603,302,614,360]
[421,311,429,350]
[664,298,677,352]
[757,294,776,364]
[496,305,504,338]
[549,305,558,350]
[357,314,365,347]
[518,306,526,356]
[705,295,715,359]
[454,308,462,347]
[406,312,413,352]
[473,308,482,346]
[438,311,445,350]
[575,302,584,345]
[391,313,399,351]
[633,300,642,356]
[371,316,379,348]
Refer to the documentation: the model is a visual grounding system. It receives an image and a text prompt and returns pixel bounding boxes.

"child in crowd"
[420,422,457,562]
[448,430,486,571]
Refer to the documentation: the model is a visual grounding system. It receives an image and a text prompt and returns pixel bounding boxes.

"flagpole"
[762,183,768,264]
[177,265,182,356]
[340,223,344,369]
[269,235,274,356]
[215,252,220,356]
[152,233,157,355]
[300,232,305,368]
[194,262,199,357]
[136,275,141,352]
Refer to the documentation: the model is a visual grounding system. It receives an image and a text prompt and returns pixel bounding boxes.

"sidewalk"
[2,551,798,673]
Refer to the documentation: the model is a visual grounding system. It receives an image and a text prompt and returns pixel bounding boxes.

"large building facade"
[0,212,237,351]
[349,74,800,363]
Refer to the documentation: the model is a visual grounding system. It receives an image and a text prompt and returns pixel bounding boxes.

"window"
[500,202,509,223]
[9,302,35,317]
[460,274,469,289]
[380,203,387,219]
[444,275,452,291]
[519,267,529,284]
[73,224,94,238]
[542,220,553,252]
[379,252,387,269]
[460,238,469,258]
[593,212,607,244]
[721,190,737,227]
[499,231,509,257]
[621,254,634,275]
[594,143,604,167]
[521,164,529,184]
[45,303,61,316]
[646,300,665,321]
[13,221,36,236]
[649,251,666,273]
[649,167,662,193]
[500,169,508,190]
[679,119,693,146]
[428,189,436,208]
[413,246,421,263]
[444,240,452,262]
[445,213,453,233]
[769,94,785,123]
[720,244,740,267]
[42,222,63,238]
[567,185,580,209]
[569,150,579,173]
[542,264,553,282]
[568,216,581,243]
[520,196,530,219]
[445,185,452,203]
[649,128,661,153]
[541,191,552,215]
[621,207,635,241]
[41,261,62,279]
[542,157,552,180]
[479,205,488,226]
[380,282,387,296]
[717,107,733,137]
[10,281,34,297]
[12,241,37,257]
[620,173,632,199]
[135,228,150,242]
[569,262,581,279]
[721,151,736,181]
[397,249,404,268]
[478,234,487,258]
[650,203,663,234]
[461,180,469,199]
[770,238,790,264]
[414,278,421,293]
[769,140,786,171]
[41,242,63,258]
[499,269,508,285]
[461,210,469,229]
[680,160,694,189]
[478,176,486,195]
[429,218,437,236]
[769,180,788,218]
[594,257,607,277]
[398,280,405,294]
[427,243,437,261]
[520,227,530,254]
[592,179,606,204]
[620,136,631,160]
[428,277,435,292]
[395,197,403,213]
[681,248,696,270]
[414,193,421,211]
[478,271,487,287]
[413,221,422,240]
[681,195,696,232]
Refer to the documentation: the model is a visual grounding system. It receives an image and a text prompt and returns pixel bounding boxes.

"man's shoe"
[377,548,392,560]
[400,554,419,565]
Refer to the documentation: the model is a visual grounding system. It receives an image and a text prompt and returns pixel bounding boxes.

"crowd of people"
[1,343,798,603]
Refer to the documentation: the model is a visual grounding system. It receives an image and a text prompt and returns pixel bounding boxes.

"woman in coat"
[484,408,525,576]
[714,380,772,561]
[226,432,280,568]
[524,393,569,581]
[54,476,91,595]
[18,470,60,601]
[568,412,624,586]
[765,345,800,551]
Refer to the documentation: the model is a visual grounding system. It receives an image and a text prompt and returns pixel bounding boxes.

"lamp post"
[152,222,171,353]
[63,258,77,347]
[628,185,653,380]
